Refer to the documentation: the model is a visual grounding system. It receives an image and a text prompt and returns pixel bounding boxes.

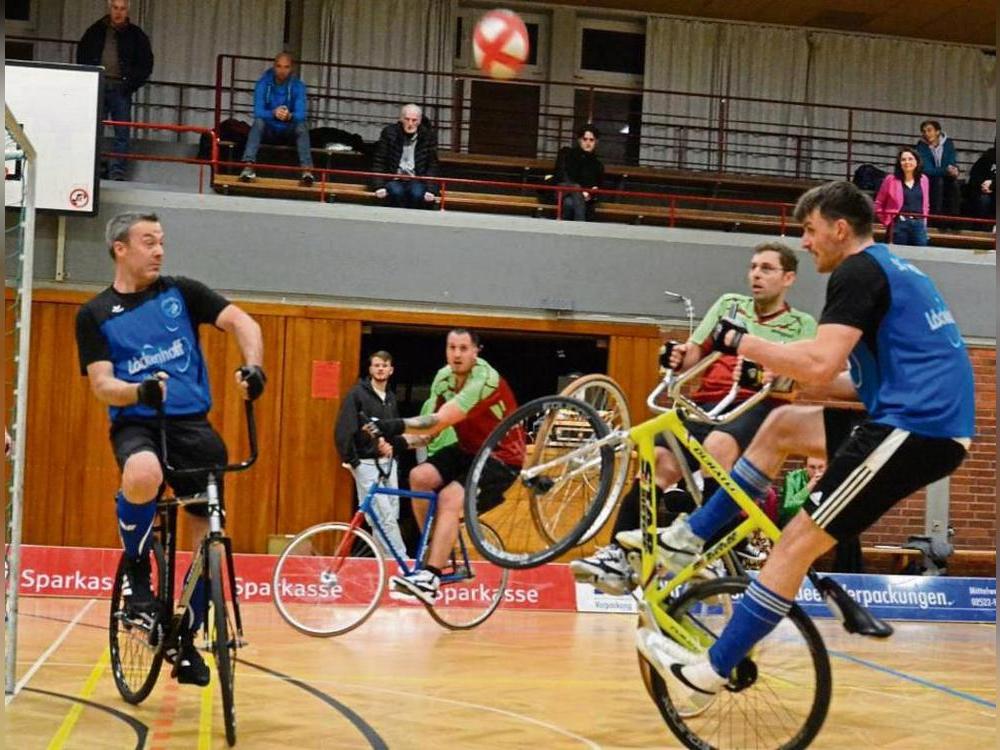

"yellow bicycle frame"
[630,408,782,651]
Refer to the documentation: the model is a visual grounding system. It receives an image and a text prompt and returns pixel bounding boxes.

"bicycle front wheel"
[272,522,386,637]
[424,522,510,631]
[640,577,832,750]
[465,395,616,569]
[108,541,167,705]
[560,374,632,544]
[208,543,238,746]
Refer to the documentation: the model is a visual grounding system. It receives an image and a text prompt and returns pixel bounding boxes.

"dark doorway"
[468,81,540,157]
[574,89,643,165]
[348,323,609,553]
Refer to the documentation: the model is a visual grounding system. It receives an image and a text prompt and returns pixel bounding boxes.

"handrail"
[96,119,997,239]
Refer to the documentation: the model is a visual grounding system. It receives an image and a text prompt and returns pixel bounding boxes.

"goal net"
[5,103,37,698]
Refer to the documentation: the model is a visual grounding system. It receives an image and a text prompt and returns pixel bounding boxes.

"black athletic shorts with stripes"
[111,417,228,517]
[804,408,968,543]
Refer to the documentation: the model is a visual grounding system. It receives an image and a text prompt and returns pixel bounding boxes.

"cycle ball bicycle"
[108,401,258,748]
[272,457,510,636]
[465,349,891,750]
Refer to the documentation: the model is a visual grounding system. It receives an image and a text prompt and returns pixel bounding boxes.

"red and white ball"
[473,9,530,80]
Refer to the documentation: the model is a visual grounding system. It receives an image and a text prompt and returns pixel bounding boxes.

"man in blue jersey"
[76,212,266,686]
[635,181,974,710]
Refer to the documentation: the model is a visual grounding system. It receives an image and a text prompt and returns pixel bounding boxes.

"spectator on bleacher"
[239,52,314,187]
[915,120,961,228]
[964,140,995,222]
[554,124,604,221]
[873,148,929,247]
[76,0,153,182]
[370,104,440,209]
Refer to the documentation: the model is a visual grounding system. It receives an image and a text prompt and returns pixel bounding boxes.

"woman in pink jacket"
[873,147,930,246]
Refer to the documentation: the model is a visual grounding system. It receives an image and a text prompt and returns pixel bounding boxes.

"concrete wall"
[19,183,998,341]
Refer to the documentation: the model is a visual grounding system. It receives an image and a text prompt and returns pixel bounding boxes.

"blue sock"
[116,491,157,559]
[688,457,772,540]
[183,570,206,633]
[708,579,792,676]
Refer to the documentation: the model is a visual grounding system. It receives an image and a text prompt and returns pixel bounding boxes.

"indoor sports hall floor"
[6,596,995,749]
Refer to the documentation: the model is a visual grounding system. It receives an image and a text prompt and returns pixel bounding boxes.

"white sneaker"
[390,569,440,606]
[635,626,725,713]
[616,515,704,574]
[569,545,634,595]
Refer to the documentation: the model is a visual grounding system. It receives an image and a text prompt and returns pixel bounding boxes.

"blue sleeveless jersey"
[849,244,974,438]
[99,284,213,421]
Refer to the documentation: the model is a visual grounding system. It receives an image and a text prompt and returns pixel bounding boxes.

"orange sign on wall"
[311,360,341,399]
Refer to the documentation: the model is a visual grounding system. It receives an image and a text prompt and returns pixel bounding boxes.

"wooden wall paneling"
[194,312,286,553]
[274,317,362,539]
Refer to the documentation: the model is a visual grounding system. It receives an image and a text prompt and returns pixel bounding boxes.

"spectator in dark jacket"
[554,124,604,221]
[334,351,408,555]
[964,141,995,221]
[370,104,439,209]
[915,119,961,227]
[76,0,153,180]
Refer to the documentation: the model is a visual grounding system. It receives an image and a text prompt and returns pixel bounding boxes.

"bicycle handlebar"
[646,351,775,424]
[159,399,258,476]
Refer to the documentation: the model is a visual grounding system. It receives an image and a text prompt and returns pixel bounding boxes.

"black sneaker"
[169,636,211,686]
[239,165,256,182]
[122,555,158,620]
[300,170,315,186]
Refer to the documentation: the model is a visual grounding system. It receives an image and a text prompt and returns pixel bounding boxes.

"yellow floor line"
[46,648,110,750]
[198,654,215,749]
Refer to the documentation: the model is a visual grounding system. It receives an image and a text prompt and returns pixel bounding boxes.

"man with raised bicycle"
[571,242,817,595]
[364,329,523,604]
[638,181,973,710]
[76,212,266,686]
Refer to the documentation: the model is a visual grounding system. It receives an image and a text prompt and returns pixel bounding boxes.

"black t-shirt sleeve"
[819,253,889,334]
[75,305,111,374]
[173,276,230,327]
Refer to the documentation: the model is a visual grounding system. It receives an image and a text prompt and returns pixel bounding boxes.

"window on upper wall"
[6,0,33,36]
[576,19,645,85]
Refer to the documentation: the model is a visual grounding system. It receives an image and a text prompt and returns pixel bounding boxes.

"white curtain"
[307,0,455,145]
[641,17,723,170]
[806,32,997,179]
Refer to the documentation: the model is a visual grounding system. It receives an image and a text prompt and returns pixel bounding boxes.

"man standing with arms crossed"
[76,212,266,686]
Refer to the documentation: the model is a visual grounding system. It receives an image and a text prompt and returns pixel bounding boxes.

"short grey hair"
[400,103,422,119]
[106,211,159,259]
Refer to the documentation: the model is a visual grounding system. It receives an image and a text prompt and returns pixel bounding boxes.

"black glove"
[370,417,405,439]
[237,365,267,401]
[136,376,164,409]
[658,340,681,374]
[711,317,747,355]
[738,359,766,389]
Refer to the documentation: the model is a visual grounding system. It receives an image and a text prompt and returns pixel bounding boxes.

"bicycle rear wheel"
[424,522,510,630]
[108,541,167,704]
[640,577,832,750]
[208,543,238,746]
[465,395,615,569]
[272,522,386,637]
[560,374,632,544]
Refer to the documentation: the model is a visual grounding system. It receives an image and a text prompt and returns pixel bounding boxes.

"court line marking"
[23,686,148,750]
[46,648,110,749]
[339,681,602,748]
[6,598,96,705]
[240,658,388,750]
[829,649,996,708]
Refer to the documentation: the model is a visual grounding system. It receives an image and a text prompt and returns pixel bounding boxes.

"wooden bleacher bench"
[862,545,996,575]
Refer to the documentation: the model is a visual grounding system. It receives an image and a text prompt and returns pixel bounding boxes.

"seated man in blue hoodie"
[915,119,961,228]
[239,52,314,186]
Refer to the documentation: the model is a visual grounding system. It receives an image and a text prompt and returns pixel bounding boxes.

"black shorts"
[655,398,778,468]
[805,416,967,542]
[111,417,228,517]
[822,407,866,454]
[425,444,518,513]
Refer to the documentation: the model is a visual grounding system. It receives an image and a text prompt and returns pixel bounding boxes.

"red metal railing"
[102,121,218,193]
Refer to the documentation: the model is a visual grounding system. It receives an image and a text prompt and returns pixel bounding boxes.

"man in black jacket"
[555,124,604,221]
[369,104,439,209]
[334,351,408,555]
[77,0,154,181]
